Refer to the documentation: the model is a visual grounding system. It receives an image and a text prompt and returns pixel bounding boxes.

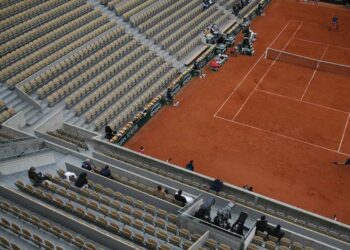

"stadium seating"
[47,129,88,150]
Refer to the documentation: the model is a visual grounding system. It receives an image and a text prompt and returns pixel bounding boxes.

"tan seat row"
[176,37,202,60]
[37,33,135,99]
[0,108,16,124]
[122,0,157,21]
[107,0,123,10]
[0,0,90,58]
[0,0,85,45]
[0,201,97,250]
[0,8,101,81]
[153,5,202,44]
[16,179,196,249]
[0,0,42,21]
[129,0,173,27]
[159,7,218,49]
[74,52,157,116]
[114,0,143,16]
[94,62,173,128]
[144,0,200,39]
[138,0,190,33]
[46,41,144,107]
[21,27,125,94]
[108,67,178,130]
[0,0,70,32]
[5,18,115,89]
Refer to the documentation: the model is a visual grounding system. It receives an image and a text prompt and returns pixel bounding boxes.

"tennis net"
[265,48,350,77]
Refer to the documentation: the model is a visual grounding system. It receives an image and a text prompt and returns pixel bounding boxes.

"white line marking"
[232,22,303,121]
[300,46,329,101]
[256,89,349,115]
[214,115,350,157]
[213,20,300,117]
[293,37,350,51]
[338,114,350,152]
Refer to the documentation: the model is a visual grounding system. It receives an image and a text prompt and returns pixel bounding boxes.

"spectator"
[243,184,253,191]
[174,190,187,205]
[100,165,111,178]
[333,158,350,166]
[75,172,88,189]
[28,167,50,186]
[139,146,145,154]
[269,225,285,241]
[185,160,194,171]
[64,171,77,182]
[256,215,268,232]
[82,159,94,171]
[155,185,167,198]
[210,179,223,192]
[105,124,115,140]
[166,87,173,104]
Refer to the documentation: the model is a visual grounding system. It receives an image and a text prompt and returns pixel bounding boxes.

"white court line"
[214,115,350,157]
[338,114,350,152]
[213,19,301,118]
[300,46,329,101]
[256,89,349,115]
[293,37,350,51]
[231,22,303,121]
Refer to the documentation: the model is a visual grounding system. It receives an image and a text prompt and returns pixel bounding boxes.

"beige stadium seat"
[265,241,276,250]
[145,225,156,236]
[205,239,217,249]
[156,230,168,242]
[146,238,158,250]
[133,232,144,245]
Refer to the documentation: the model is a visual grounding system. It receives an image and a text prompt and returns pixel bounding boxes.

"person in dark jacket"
[105,125,115,140]
[269,224,285,240]
[185,160,194,171]
[174,190,187,205]
[100,165,111,178]
[256,215,268,232]
[75,172,88,189]
[28,167,49,186]
[82,159,94,171]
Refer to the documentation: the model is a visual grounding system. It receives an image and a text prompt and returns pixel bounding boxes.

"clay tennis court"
[126,0,350,224]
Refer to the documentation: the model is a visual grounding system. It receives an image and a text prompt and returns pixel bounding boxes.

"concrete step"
[7,97,22,109]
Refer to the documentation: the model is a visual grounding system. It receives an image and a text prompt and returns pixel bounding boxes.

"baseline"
[214,115,350,157]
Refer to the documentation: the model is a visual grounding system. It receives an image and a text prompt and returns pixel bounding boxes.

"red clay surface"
[126,0,350,224]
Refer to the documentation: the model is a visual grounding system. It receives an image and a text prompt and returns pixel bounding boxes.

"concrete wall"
[0,138,45,160]
[0,150,56,175]
[3,111,26,130]
[35,109,64,133]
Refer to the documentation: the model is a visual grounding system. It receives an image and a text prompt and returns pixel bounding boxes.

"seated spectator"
[75,172,88,189]
[82,159,94,171]
[256,215,268,232]
[138,146,145,154]
[269,224,285,241]
[243,184,253,191]
[174,190,187,205]
[100,165,111,178]
[64,171,77,182]
[185,160,194,171]
[28,167,50,186]
[155,185,167,198]
[210,179,223,192]
[105,124,115,140]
